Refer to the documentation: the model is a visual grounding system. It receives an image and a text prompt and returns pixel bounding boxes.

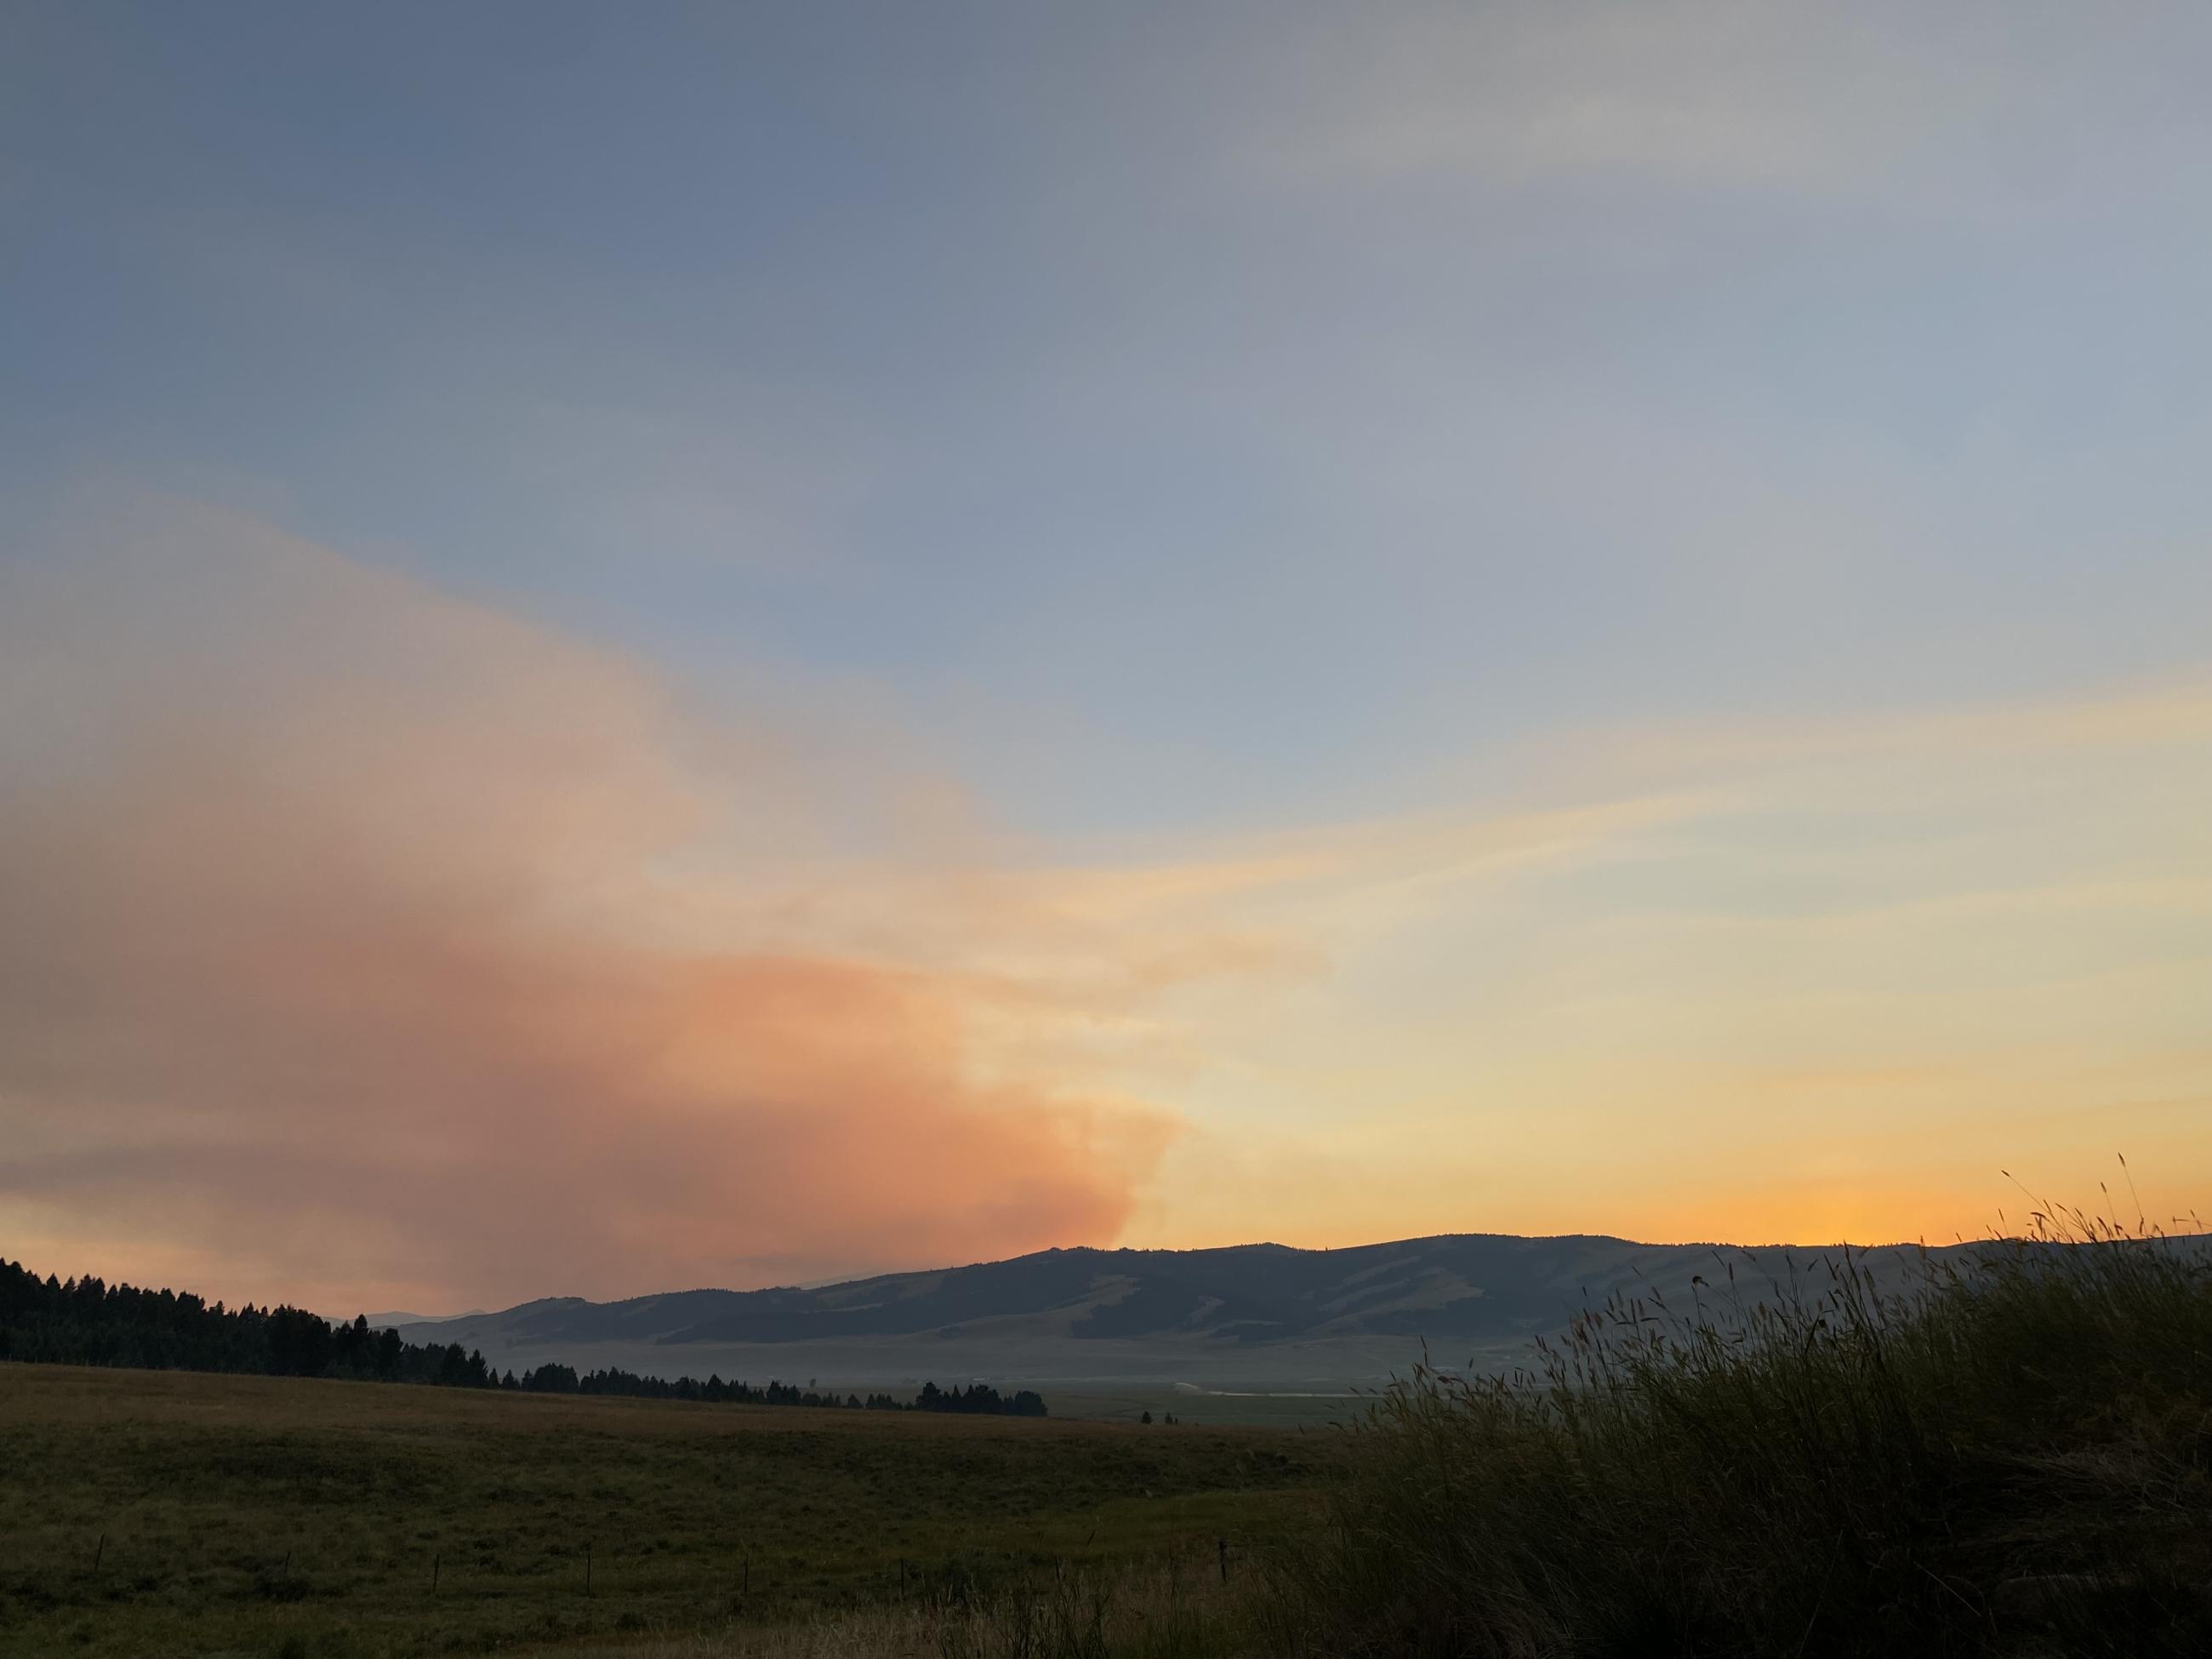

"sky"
[3,2,2209,1314]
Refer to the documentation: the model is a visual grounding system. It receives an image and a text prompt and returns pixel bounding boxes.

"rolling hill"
[394,1232,1971,1394]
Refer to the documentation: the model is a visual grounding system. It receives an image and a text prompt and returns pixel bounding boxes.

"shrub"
[1290,1202,2212,1657]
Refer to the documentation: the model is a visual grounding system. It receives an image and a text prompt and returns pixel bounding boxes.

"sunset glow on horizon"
[4,3,2209,1314]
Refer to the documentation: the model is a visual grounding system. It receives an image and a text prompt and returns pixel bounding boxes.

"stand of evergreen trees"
[0,1258,1045,1417]
[0,1259,493,1384]
[502,1363,1045,1416]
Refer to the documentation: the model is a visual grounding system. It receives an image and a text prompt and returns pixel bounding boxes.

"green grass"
[1046,1388,1366,1431]
[1290,1206,2212,1657]
[558,1206,2212,1659]
[13,1204,2206,1658]
[539,1554,1272,1659]
[0,1365,1338,1657]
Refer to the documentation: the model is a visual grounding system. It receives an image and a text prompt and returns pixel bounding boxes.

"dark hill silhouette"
[407,1232,1987,1356]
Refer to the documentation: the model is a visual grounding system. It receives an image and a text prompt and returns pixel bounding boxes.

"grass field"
[0,1365,1339,1658]
[1046,1388,1367,1430]
[1303,1217,2212,1657]
[14,1217,2203,1657]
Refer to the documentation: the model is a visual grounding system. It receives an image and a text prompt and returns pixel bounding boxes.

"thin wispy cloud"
[1250,1,2204,203]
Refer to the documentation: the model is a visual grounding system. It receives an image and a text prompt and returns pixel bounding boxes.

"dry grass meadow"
[0,1364,1336,1658]
[9,1215,2209,1657]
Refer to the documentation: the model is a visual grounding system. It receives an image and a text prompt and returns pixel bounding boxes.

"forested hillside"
[0,1259,1044,1414]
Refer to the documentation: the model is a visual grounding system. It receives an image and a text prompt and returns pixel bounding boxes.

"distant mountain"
[404,1233,1969,1357]
[356,1308,485,1329]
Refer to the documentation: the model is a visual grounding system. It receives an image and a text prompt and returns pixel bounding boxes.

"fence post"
[1218,1537,1229,1584]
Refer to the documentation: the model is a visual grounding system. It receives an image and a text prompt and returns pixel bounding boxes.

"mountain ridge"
[403,1230,1976,1359]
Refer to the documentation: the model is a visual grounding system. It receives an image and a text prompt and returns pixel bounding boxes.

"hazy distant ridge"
[404,1233,1975,1354]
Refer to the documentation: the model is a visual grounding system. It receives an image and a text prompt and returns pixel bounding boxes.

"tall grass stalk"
[533,1553,1258,1659]
[1286,1203,2212,1656]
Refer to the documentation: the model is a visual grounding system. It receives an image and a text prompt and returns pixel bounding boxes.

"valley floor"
[14,1225,2206,1657]
[0,1364,1335,1658]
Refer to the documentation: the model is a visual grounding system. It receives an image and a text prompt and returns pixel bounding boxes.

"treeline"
[506,1363,1045,1417]
[0,1258,495,1383]
[0,1259,1044,1417]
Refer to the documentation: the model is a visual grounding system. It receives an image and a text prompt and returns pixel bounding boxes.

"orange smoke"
[0,502,1175,1312]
